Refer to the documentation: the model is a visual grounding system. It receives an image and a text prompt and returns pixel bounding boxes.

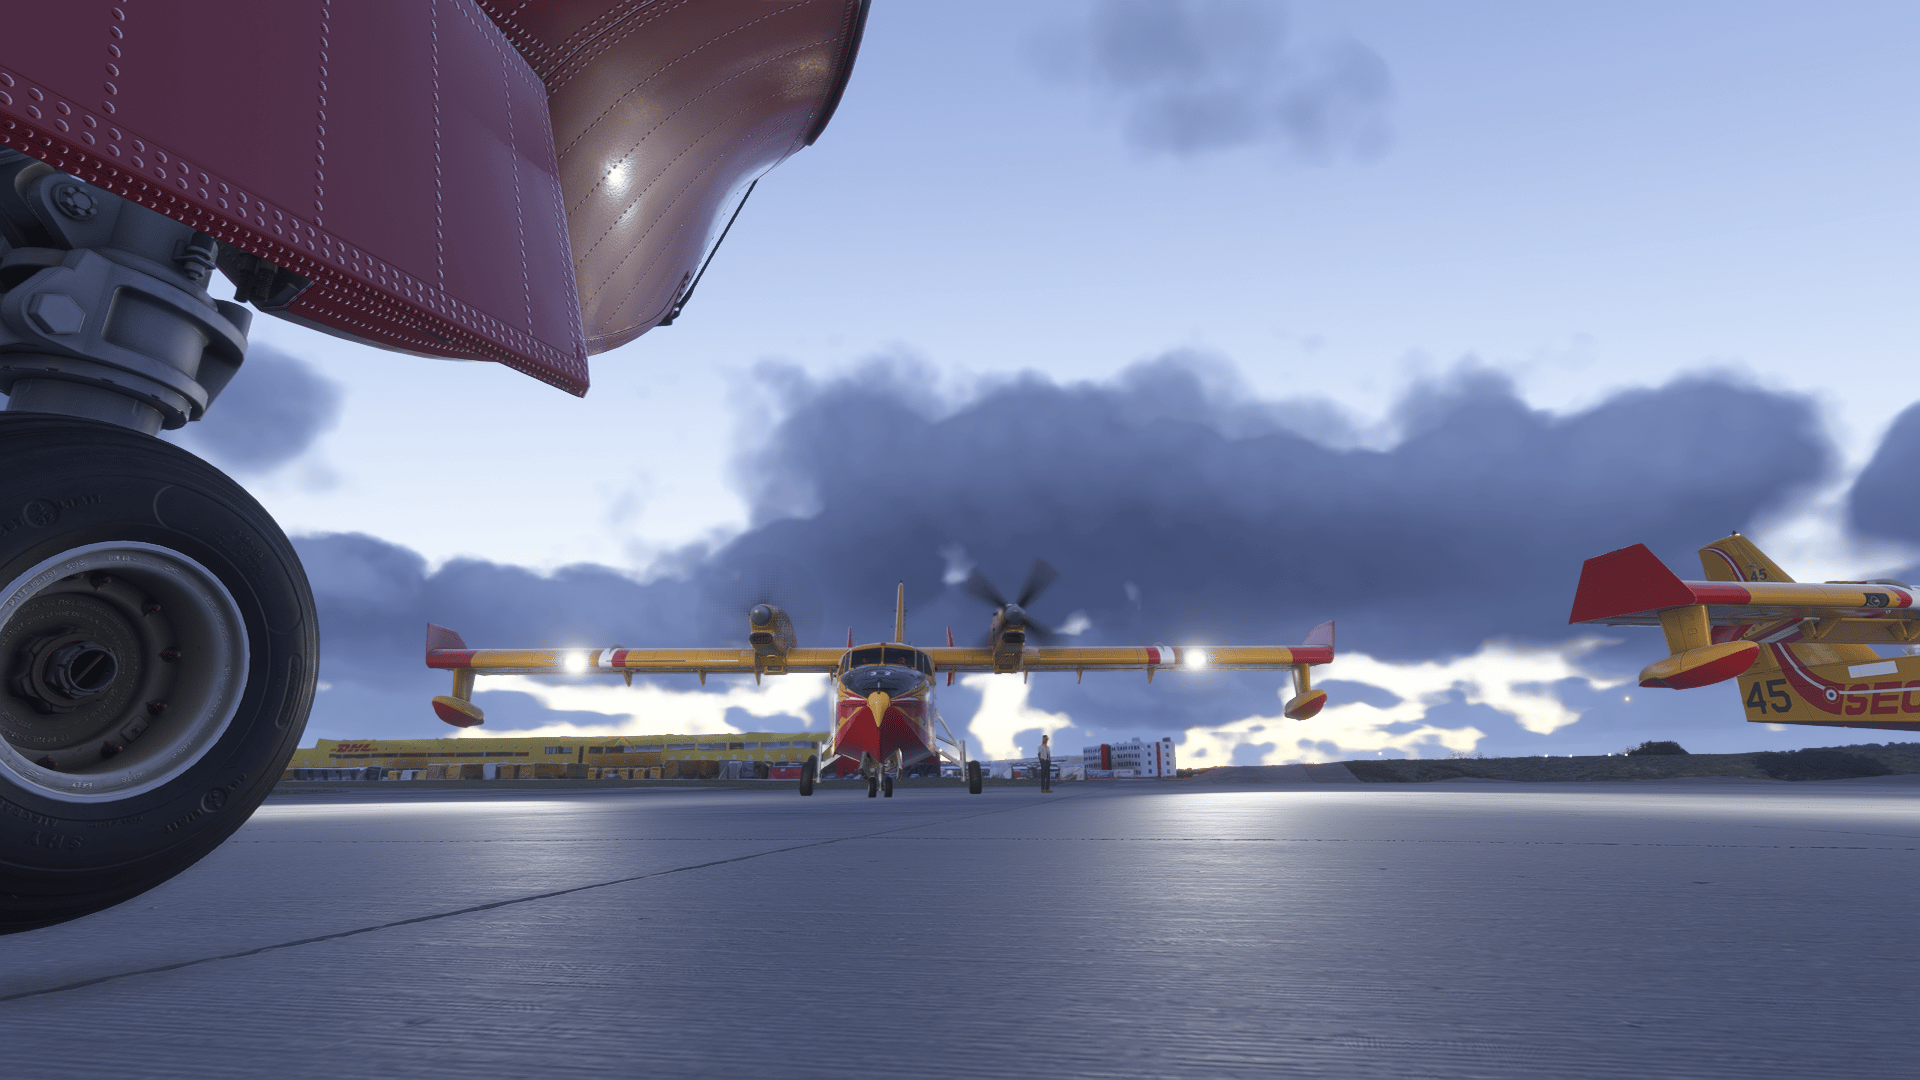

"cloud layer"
[1041,0,1393,162]
[298,357,1833,761]
[169,343,342,474]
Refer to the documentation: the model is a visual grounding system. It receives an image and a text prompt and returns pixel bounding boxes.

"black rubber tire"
[867,773,878,798]
[882,774,893,797]
[967,760,982,795]
[0,414,316,934]
[799,754,816,796]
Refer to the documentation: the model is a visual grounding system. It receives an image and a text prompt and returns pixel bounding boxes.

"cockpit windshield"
[846,646,932,675]
[841,665,926,695]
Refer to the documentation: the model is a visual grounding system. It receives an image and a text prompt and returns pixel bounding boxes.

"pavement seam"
[0,795,1082,1004]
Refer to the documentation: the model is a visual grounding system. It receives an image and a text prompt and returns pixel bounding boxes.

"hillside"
[1341,742,1920,783]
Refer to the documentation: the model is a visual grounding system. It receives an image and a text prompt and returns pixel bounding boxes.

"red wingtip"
[1569,544,1696,624]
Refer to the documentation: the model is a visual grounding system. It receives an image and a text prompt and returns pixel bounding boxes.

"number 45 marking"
[1746,679,1791,714]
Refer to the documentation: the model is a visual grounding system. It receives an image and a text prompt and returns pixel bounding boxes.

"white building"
[1082,737,1176,778]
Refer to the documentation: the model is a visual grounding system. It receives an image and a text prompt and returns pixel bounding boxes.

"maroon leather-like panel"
[0,1,590,394]
[480,1,868,353]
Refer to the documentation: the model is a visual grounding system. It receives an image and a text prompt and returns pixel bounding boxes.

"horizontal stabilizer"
[1569,544,1696,624]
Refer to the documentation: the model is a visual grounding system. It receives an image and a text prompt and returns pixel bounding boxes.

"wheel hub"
[0,543,247,801]
[11,622,127,714]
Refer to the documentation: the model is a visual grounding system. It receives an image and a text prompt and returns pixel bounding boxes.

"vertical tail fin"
[1699,534,1793,583]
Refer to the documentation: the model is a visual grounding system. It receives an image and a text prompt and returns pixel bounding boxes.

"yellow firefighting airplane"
[424,563,1336,796]
[1571,533,1920,732]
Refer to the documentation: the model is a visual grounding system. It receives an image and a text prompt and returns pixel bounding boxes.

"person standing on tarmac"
[1038,734,1053,792]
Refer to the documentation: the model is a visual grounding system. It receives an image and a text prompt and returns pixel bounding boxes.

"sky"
[51,1,1920,765]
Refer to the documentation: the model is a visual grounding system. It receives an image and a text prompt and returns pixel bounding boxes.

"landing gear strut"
[0,155,315,933]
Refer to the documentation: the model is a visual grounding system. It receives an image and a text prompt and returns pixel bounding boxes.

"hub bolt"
[53,184,99,220]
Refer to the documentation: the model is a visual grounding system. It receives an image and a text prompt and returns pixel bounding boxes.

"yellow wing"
[922,644,1328,673]
[424,645,843,677]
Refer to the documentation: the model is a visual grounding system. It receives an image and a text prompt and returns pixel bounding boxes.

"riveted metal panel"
[479,0,869,353]
[0,1,590,394]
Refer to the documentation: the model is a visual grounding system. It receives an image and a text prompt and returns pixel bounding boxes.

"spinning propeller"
[963,559,1061,645]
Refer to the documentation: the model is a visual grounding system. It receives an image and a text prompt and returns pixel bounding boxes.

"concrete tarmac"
[3,776,1918,1078]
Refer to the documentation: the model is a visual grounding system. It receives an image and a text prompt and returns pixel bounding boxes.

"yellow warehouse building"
[286,734,827,780]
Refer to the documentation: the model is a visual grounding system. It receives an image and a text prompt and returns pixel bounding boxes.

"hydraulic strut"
[0,150,263,434]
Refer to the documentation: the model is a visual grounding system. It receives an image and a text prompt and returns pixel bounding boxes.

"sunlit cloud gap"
[461,638,1626,764]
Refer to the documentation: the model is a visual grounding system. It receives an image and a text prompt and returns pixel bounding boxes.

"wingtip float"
[1571,533,1920,731]
[424,565,1337,796]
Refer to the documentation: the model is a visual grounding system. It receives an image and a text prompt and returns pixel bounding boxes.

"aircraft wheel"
[867,772,878,798]
[882,774,893,797]
[799,754,816,796]
[0,415,316,934]
[967,760,982,795]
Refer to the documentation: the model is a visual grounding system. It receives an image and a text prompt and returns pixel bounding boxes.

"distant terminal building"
[1083,737,1176,779]
[286,733,825,781]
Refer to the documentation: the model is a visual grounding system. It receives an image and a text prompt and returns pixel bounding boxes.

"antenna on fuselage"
[894,582,906,644]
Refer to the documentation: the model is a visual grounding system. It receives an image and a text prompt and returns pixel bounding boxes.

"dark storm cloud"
[300,357,1832,747]
[169,343,342,473]
[1042,0,1392,162]
[295,532,708,736]
[744,358,1827,661]
[1848,402,1920,545]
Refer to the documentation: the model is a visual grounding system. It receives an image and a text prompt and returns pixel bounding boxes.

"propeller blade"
[1025,617,1057,645]
[1015,559,1058,608]
[962,568,1007,609]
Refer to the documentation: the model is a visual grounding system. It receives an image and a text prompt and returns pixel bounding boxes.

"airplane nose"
[867,691,891,727]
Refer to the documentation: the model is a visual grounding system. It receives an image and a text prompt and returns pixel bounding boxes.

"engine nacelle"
[749,604,798,673]
[1637,640,1759,689]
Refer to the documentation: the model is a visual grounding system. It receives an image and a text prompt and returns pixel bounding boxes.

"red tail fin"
[1570,544,1695,624]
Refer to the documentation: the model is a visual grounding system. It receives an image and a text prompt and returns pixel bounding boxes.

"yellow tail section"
[1701,534,1909,725]
[1699,533,1792,583]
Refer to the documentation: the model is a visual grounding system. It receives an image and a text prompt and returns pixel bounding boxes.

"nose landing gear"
[0,158,316,934]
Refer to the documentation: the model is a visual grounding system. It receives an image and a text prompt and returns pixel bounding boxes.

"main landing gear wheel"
[867,771,879,798]
[882,773,893,797]
[967,759,982,795]
[0,415,316,934]
[799,754,817,796]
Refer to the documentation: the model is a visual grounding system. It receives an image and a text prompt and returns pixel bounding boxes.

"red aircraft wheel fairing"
[0,2,870,934]
[0,1,870,392]
[481,0,871,355]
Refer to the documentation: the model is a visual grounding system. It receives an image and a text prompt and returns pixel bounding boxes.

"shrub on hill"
[1751,749,1892,781]
[1625,740,1689,756]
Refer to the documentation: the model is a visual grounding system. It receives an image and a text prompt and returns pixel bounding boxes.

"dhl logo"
[333,742,374,752]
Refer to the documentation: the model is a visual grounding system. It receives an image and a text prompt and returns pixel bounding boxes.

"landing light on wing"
[1186,648,1208,669]
[564,652,588,674]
